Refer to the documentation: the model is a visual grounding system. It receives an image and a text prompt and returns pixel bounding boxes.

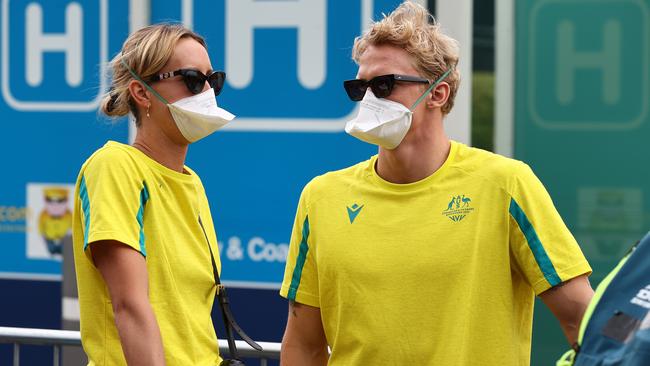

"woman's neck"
[132,125,189,173]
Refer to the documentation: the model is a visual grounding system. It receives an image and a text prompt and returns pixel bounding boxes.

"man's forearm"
[114,301,166,366]
[540,275,594,345]
[558,297,590,345]
[281,301,329,366]
[281,343,329,366]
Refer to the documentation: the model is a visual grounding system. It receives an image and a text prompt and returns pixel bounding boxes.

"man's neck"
[376,122,451,184]
[132,125,189,173]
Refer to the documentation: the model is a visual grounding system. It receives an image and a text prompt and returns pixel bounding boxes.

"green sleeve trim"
[287,216,310,301]
[509,198,562,287]
[79,175,91,250]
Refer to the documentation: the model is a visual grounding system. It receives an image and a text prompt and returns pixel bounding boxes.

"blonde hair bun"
[100,24,206,124]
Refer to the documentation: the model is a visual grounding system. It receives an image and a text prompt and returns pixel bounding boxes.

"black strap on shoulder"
[198,216,263,360]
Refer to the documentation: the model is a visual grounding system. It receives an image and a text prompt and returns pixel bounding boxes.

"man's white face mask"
[345,69,452,150]
[345,90,413,150]
[122,60,235,143]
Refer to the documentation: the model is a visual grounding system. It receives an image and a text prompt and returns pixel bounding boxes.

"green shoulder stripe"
[287,216,310,301]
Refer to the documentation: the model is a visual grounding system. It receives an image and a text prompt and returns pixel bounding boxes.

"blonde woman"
[72,24,238,365]
[280,2,593,365]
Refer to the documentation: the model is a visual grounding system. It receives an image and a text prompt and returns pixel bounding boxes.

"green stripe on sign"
[288,216,310,301]
[509,198,562,287]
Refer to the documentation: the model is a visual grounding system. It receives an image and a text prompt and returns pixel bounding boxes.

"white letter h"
[226,0,326,90]
[26,2,83,87]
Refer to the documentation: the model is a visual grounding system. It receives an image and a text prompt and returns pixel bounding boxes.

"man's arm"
[539,274,594,345]
[281,301,329,366]
[92,240,166,366]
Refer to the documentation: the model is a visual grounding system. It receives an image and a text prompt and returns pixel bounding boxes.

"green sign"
[515,0,650,364]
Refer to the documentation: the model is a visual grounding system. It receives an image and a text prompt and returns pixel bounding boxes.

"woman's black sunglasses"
[149,69,226,96]
[343,74,430,101]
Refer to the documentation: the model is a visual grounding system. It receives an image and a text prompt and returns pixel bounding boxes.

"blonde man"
[280,2,594,365]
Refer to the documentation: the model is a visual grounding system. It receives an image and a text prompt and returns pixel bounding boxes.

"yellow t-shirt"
[280,141,592,366]
[72,141,222,366]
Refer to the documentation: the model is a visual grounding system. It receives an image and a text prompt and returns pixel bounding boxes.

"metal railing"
[0,326,281,366]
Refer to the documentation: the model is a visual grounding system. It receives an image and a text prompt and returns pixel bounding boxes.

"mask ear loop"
[409,68,453,111]
[120,59,171,105]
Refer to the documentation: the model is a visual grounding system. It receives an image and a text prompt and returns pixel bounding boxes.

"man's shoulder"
[452,142,530,192]
[302,157,374,202]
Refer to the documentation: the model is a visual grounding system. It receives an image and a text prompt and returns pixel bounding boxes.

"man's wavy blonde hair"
[352,1,460,114]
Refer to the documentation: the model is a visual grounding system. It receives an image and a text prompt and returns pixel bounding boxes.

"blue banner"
[0,0,406,287]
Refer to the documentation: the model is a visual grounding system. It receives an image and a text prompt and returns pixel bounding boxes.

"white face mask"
[122,60,235,143]
[168,88,235,143]
[344,69,452,150]
[345,91,413,149]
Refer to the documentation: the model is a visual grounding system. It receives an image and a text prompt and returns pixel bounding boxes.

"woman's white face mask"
[122,60,235,143]
[167,89,234,143]
[345,69,452,150]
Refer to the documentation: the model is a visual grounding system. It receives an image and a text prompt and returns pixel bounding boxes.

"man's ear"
[128,80,151,108]
[427,82,450,109]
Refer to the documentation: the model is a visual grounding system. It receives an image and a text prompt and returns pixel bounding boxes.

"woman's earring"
[146,104,150,118]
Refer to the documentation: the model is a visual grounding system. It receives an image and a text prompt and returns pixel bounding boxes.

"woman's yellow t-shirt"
[73,141,221,365]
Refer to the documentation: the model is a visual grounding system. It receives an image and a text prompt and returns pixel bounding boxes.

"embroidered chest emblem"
[442,195,475,222]
[346,203,364,224]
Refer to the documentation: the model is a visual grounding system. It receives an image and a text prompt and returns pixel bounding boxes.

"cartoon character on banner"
[38,187,72,255]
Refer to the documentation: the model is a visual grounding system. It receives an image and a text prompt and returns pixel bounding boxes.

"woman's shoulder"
[81,141,140,175]
[183,166,208,192]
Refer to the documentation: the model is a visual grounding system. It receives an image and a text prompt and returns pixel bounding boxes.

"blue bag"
[557,232,650,366]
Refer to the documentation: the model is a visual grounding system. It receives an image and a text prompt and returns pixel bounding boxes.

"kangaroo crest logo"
[442,195,474,222]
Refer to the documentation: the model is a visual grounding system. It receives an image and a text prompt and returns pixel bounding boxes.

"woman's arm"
[91,240,166,366]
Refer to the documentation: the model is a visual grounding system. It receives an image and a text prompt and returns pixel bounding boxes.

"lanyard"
[198,216,262,362]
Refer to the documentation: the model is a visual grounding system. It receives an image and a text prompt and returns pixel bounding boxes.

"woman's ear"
[427,82,450,109]
[128,79,151,109]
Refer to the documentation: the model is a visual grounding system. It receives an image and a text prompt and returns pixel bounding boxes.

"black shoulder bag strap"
[198,216,263,363]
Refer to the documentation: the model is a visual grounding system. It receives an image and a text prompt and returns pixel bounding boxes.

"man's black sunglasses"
[343,74,430,101]
[149,69,226,96]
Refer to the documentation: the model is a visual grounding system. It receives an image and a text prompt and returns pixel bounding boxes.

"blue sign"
[0,0,129,279]
[3,0,106,109]
[0,0,407,287]
[175,0,404,288]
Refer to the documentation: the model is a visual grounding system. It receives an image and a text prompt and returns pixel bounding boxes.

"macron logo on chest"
[346,203,364,224]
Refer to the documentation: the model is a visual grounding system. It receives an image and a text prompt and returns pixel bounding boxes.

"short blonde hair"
[352,1,460,114]
[100,23,206,124]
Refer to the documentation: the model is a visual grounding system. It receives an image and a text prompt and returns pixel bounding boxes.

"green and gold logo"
[442,195,474,222]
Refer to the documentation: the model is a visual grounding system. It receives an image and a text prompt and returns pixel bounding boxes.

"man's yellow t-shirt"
[280,141,592,366]
[72,141,222,365]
